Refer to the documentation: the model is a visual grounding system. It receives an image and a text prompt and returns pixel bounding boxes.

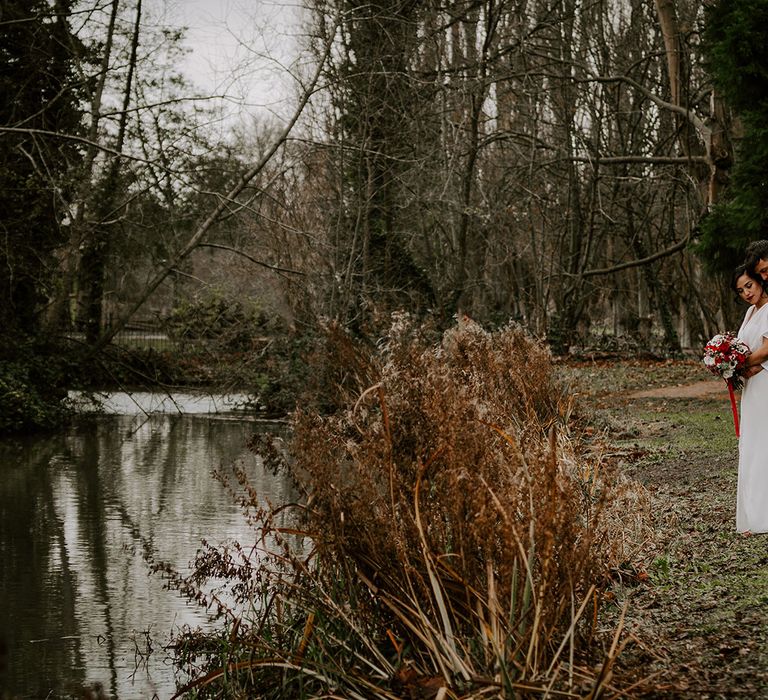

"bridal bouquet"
[703,331,751,436]
[702,332,751,390]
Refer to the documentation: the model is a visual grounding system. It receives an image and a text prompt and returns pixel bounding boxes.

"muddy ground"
[561,358,768,699]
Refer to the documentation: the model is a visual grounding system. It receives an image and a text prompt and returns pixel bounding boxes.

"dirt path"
[628,379,724,400]
[596,376,768,698]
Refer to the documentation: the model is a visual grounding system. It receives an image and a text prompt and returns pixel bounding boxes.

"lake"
[0,395,296,699]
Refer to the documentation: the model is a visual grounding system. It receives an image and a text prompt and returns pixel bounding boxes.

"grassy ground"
[560,359,768,699]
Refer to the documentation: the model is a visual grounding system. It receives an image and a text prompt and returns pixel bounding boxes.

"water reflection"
[69,391,254,415]
[0,412,296,699]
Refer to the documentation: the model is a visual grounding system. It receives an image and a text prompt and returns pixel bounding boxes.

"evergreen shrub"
[0,343,73,434]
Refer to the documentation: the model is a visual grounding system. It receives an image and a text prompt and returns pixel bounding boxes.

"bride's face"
[735,273,763,305]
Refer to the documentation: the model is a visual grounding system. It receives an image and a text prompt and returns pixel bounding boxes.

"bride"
[733,265,768,534]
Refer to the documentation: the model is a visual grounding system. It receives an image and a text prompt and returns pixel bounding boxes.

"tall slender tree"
[78,0,142,343]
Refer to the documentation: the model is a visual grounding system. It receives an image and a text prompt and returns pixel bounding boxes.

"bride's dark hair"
[731,264,766,300]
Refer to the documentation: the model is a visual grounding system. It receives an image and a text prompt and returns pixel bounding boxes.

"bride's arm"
[746,336,768,368]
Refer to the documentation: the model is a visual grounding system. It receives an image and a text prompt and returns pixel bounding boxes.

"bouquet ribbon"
[727,379,740,437]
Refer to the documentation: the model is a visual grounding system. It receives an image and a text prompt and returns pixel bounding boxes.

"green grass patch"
[605,399,738,458]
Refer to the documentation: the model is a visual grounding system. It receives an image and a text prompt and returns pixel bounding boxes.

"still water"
[0,396,295,699]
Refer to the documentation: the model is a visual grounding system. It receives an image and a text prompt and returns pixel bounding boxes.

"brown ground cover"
[560,358,768,699]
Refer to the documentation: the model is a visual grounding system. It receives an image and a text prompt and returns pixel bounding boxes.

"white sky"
[152,0,306,123]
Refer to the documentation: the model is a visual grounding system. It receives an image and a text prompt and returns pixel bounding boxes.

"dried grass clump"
[167,316,647,698]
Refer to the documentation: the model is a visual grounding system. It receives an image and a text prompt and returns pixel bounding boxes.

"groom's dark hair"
[745,240,768,273]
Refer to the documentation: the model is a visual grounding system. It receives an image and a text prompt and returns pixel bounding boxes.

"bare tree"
[290,0,725,351]
[91,15,337,350]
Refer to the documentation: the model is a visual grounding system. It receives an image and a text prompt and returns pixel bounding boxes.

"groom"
[743,240,768,378]
[746,240,768,281]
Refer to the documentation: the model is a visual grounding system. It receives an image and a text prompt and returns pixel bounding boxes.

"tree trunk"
[80,0,142,344]
[654,0,723,208]
[47,0,120,333]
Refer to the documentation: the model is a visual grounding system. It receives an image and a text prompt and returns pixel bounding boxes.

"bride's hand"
[744,365,763,378]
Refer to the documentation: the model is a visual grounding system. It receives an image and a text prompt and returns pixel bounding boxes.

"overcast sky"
[151,0,305,123]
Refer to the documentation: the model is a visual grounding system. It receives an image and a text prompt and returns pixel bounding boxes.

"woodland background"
[3,0,768,428]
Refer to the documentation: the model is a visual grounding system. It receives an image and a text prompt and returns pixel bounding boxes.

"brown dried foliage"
[285,315,634,690]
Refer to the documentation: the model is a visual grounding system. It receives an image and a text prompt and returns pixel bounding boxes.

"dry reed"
[164,315,650,698]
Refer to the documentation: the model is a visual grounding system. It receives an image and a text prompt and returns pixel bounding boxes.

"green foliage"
[0,1,86,333]
[166,292,268,351]
[325,0,437,315]
[704,1,768,114]
[695,201,757,274]
[0,341,75,435]
[698,0,768,272]
[255,332,315,416]
[0,367,47,434]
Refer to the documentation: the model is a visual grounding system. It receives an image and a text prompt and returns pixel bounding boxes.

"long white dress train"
[736,303,768,533]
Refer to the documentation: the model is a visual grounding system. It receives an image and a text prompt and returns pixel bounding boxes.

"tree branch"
[579,235,690,278]
[590,74,711,142]
[196,243,304,277]
[519,46,712,142]
[0,126,173,167]
[572,155,709,165]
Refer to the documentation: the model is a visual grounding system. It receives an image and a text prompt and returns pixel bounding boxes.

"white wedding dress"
[736,302,768,533]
